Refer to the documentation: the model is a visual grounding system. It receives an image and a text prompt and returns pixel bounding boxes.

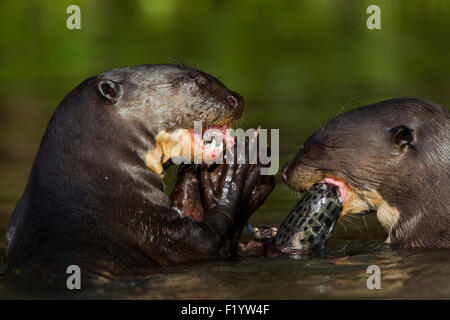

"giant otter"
[5,64,274,284]
[282,98,449,248]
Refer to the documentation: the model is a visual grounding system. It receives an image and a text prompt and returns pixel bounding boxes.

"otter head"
[282,98,450,247]
[94,64,244,176]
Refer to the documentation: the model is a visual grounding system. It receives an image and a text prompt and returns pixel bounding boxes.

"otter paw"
[198,162,251,218]
[170,164,204,221]
[241,164,275,221]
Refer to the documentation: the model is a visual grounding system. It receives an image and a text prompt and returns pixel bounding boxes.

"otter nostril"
[227,95,238,108]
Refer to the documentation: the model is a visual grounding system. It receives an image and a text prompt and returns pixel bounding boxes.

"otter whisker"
[343,216,363,233]
[338,220,348,233]
[362,216,373,241]
[168,56,188,67]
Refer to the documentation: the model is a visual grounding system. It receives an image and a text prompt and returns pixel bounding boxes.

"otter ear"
[97,80,122,104]
[390,125,414,151]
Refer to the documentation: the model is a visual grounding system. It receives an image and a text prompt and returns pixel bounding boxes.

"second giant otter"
[282,98,449,248]
[5,64,274,284]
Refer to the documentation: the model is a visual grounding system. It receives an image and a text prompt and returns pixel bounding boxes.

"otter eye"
[390,125,414,150]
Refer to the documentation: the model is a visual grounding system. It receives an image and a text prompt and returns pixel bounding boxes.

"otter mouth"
[320,177,349,205]
[315,176,382,219]
[188,123,236,162]
[145,121,236,176]
[283,168,371,217]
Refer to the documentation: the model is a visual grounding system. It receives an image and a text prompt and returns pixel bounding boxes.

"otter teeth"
[203,136,225,155]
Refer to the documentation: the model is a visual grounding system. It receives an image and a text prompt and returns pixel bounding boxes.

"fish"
[246,183,342,255]
[274,183,342,253]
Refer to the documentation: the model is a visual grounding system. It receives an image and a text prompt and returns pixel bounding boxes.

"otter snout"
[282,158,324,193]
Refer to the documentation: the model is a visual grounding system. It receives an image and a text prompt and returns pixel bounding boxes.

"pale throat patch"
[341,188,400,242]
[144,126,232,177]
[144,129,193,177]
[376,201,400,242]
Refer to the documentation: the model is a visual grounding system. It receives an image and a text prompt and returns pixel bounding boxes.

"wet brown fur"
[283,98,449,248]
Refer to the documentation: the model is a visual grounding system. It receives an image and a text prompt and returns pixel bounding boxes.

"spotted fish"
[273,183,342,253]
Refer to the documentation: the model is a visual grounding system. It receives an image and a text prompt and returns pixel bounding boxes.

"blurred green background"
[1,0,449,230]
